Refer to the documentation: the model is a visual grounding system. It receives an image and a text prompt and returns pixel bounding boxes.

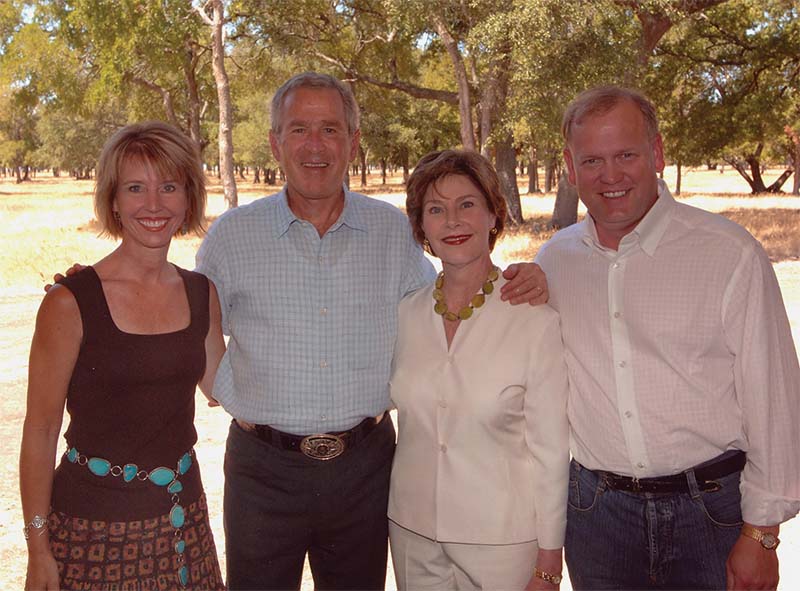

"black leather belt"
[248,413,386,461]
[599,450,746,494]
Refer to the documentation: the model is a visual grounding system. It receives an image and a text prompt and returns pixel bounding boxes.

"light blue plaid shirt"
[196,188,435,434]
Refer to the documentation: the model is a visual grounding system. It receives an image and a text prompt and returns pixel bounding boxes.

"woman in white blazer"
[389,150,570,590]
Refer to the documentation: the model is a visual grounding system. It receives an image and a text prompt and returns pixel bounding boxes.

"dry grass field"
[1,166,799,589]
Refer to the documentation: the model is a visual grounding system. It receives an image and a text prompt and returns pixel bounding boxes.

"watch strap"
[534,567,563,585]
[740,524,780,550]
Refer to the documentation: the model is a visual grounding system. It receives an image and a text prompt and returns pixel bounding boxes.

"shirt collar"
[272,185,367,237]
[580,179,675,257]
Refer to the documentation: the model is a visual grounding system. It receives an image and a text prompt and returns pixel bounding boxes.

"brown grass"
[2,168,800,589]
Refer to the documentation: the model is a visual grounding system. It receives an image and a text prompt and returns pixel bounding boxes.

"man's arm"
[724,242,800,589]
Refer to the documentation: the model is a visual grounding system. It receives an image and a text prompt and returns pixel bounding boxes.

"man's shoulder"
[537,222,585,261]
[672,202,759,250]
[347,191,409,225]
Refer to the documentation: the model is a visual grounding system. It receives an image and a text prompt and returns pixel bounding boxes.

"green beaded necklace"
[432,265,500,321]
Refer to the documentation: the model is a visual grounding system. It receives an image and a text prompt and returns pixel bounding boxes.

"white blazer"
[388,277,570,547]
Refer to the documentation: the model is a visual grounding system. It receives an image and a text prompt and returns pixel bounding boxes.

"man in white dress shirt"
[536,85,800,590]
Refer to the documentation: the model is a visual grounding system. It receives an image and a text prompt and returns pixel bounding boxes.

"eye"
[582,158,600,167]
[127,184,143,193]
[291,127,306,134]
[323,127,337,134]
[161,183,177,193]
[426,205,443,215]
[620,151,636,160]
[460,200,474,209]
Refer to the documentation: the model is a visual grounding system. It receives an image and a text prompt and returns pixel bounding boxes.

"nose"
[600,160,624,184]
[144,187,162,210]
[445,207,461,227]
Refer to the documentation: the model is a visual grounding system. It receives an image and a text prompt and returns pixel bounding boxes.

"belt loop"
[685,467,702,499]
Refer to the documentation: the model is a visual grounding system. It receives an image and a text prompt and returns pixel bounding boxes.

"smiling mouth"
[442,235,472,245]
[303,162,329,168]
[601,189,628,199]
[137,218,170,231]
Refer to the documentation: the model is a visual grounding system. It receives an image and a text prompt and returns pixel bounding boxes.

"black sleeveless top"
[51,265,209,521]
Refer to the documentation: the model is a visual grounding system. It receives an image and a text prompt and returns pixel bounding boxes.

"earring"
[490,227,498,236]
[422,238,435,256]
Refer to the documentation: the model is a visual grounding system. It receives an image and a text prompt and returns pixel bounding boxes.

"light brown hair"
[406,150,507,252]
[94,121,206,238]
[562,85,659,143]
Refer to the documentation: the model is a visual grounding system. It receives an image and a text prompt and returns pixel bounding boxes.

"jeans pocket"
[693,473,743,528]
[567,463,602,512]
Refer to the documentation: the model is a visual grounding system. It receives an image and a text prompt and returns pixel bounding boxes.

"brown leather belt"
[240,413,386,461]
[598,450,746,494]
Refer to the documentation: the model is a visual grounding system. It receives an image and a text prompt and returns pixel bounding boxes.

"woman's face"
[113,157,188,250]
[421,173,496,268]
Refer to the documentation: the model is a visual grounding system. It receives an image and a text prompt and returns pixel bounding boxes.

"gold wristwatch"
[740,524,780,550]
[534,567,563,585]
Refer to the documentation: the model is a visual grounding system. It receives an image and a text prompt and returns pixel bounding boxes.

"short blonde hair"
[406,150,507,252]
[562,85,659,143]
[94,121,207,238]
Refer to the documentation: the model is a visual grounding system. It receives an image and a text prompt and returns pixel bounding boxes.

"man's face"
[269,86,360,204]
[564,99,664,250]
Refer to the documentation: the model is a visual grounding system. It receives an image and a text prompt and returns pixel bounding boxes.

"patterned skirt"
[48,494,225,591]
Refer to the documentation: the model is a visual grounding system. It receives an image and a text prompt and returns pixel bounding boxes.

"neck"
[440,256,494,307]
[100,241,175,283]
[286,186,346,236]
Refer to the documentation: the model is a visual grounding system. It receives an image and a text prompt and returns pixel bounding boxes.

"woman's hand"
[524,547,563,591]
[25,550,60,591]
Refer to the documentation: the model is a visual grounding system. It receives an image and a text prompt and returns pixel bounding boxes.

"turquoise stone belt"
[64,445,194,588]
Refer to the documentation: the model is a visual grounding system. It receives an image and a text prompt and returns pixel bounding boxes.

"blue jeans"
[565,459,743,590]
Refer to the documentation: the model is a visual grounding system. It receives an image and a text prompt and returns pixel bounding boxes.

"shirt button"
[321,415,327,421]
[320,360,328,368]
[624,410,633,418]
[614,311,621,319]
[438,400,447,408]
[618,361,627,368]
[612,262,620,269]
[440,444,447,453]
[637,462,645,469]
[320,307,328,315]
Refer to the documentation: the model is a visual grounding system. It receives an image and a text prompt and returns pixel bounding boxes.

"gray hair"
[270,72,360,135]
[562,85,659,143]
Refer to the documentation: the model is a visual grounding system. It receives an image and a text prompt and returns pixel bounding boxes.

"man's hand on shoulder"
[43,263,86,292]
[725,524,779,590]
[500,262,548,305]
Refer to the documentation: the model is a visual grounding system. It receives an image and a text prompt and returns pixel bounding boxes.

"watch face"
[552,574,563,584]
[761,533,779,549]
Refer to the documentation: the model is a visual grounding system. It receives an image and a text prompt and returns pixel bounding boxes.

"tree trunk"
[381,158,387,185]
[430,11,476,151]
[183,38,206,152]
[197,0,238,209]
[675,160,682,196]
[544,157,557,192]
[550,171,579,229]
[528,146,539,193]
[359,145,368,187]
[495,133,523,226]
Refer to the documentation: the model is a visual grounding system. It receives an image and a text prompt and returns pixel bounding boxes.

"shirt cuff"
[741,480,800,525]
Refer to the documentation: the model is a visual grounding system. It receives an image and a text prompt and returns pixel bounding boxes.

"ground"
[2,166,799,589]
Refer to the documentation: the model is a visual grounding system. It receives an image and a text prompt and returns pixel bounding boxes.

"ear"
[349,129,361,162]
[564,147,577,186]
[652,133,665,174]
[269,130,282,162]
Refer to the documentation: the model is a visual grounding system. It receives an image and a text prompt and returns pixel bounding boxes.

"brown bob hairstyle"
[405,150,507,252]
[94,121,207,239]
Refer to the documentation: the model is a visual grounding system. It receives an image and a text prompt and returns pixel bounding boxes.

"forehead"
[118,154,181,181]
[281,86,347,123]
[570,100,648,150]
[425,173,484,200]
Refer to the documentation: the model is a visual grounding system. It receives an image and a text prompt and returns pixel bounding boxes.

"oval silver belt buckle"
[300,434,345,460]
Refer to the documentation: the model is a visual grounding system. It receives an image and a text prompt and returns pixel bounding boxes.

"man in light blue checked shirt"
[196,72,548,591]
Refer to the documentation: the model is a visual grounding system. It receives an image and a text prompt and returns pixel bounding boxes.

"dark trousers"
[223,417,395,591]
[565,459,743,590]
